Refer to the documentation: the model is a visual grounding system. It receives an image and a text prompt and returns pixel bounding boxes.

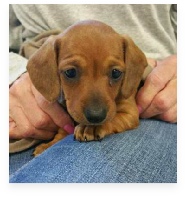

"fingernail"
[63,124,74,134]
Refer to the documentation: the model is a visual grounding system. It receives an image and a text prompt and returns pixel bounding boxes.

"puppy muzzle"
[84,106,107,124]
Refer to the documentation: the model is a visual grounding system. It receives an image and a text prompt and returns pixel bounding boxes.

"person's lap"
[9,145,35,175]
[9,119,177,183]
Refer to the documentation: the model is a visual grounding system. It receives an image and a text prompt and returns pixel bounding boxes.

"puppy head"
[27,20,147,125]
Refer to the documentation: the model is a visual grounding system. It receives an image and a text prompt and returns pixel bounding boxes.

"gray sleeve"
[9,5,27,85]
[170,4,177,39]
[9,52,28,85]
[9,4,23,53]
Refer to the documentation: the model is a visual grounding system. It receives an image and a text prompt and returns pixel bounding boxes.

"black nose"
[84,107,107,124]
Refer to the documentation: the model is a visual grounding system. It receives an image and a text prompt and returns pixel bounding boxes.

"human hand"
[9,72,74,140]
[136,55,177,123]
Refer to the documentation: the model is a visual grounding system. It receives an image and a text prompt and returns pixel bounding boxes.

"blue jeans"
[9,119,177,183]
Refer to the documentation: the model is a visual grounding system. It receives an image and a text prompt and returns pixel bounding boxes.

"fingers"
[9,95,55,140]
[31,85,74,134]
[10,72,74,142]
[9,120,56,140]
[136,62,175,113]
[9,117,16,132]
[136,55,177,123]
[10,72,74,141]
[10,73,58,132]
[155,104,177,123]
[10,73,58,140]
[139,78,177,120]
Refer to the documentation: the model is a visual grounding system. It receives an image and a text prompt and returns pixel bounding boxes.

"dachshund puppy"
[27,20,147,155]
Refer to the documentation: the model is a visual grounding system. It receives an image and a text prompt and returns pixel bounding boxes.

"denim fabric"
[9,147,35,175]
[9,119,177,183]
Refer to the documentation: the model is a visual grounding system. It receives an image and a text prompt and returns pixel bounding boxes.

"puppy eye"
[64,68,77,78]
[111,69,122,80]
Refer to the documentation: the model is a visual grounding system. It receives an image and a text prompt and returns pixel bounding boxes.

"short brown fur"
[27,20,147,156]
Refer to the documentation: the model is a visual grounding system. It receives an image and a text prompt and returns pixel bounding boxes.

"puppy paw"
[74,124,110,142]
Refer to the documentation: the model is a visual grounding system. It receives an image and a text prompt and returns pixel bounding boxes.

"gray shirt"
[9,4,177,84]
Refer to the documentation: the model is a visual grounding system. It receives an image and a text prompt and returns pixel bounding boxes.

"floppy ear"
[121,35,147,99]
[27,35,60,102]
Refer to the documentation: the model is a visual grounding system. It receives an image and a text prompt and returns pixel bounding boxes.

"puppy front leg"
[95,99,139,139]
[33,128,68,156]
[74,96,139,141]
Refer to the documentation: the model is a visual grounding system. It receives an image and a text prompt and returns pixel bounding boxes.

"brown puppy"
[27,20,147,155]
